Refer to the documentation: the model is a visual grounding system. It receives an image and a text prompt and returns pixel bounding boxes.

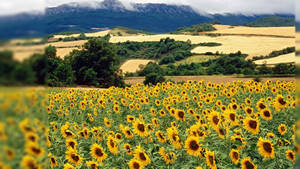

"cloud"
[0,0,45,16]
[0,0,295,16]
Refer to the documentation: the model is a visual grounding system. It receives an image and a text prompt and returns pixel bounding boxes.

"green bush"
[144,73,165,85]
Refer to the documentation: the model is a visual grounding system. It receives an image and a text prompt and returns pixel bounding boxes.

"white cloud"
[0,0,295,16]
[0,0,45,16]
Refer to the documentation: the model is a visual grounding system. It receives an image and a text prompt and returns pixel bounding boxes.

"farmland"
[0,25,295,64]
[120,59,154,73]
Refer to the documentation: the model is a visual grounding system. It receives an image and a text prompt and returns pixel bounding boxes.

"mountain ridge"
[0,0,294,39]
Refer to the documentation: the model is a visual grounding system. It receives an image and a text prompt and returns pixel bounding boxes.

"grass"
[174,55,219,65]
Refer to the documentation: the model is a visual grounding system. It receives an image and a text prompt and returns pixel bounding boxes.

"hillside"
[245,16,294,27]
[0,0,294,39]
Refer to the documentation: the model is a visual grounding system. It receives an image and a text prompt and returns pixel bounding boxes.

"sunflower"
[205,150,217,169]
[159,109,166,116]
[123,143,133,155]
[127,115,135,123]
[65,149,83,166]
[241,157,257,169]
[155,130,166,143]
[128,158,144,169]
[244,107,253,116]
[278,124,287,135]
[243,117,260,135]
[115,133,122,140]
[25,142,44,158]
[86,160,99,169]
[90,143,107,162]
[208,111,220,130]
[133,119,148,138]
[167,127,182,149]
[224,110,238,126]
[133,145,151,166]
[260,108,272,120]
[122,126,134,139]
[113,105,120,113]
[229,149,239,165]
[257,137,274,158]
[107,135,118,155]
[66,138,77,150]
[274,94,288,111]
[64,163,75,169]
[175,109,185,121]
[4,146,15,160]
[155,99,161,106]
[152,118,159,127]
[256,100,267,111]
[50,155,58,168]
[104,118,111,127]
[217,126,227,139]
[21,155,41,169]
[267,132,275,139]
[61,123,75,139]
[285,149,295,162]
[184,136,202,156]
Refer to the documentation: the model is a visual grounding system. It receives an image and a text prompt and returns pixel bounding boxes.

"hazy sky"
[0,0,296,18]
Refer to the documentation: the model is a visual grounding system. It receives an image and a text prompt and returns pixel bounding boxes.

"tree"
[69,38,124,87]
[144,73,165,85]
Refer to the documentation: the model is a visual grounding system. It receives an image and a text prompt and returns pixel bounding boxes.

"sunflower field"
[46,80,298,169]
[0,88,49,169]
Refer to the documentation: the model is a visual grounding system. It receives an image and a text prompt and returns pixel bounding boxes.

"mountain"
[245,16,294,27]
[0,0,294,39]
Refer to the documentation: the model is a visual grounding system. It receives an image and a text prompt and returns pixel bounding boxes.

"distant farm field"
[120,59,154,73]
[211,25,295,37]
[110,34,294,59]
[254,53,295,65]
[1,26,295,63]
[174,55,219,65]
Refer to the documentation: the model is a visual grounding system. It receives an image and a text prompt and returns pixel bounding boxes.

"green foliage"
[117,38,194,64]
[245,16,295,27]
[138,51,296,77]
[0,50,36,85]
[144,73,165,85]
[175,23,216,33]
[252,47,295,61]
[69,38,124,88]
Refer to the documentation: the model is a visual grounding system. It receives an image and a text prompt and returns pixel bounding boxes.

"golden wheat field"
[0,26,295,62]
[110,34,294,59]
[120,59,154,73]
[211,25,295,37]
[254,53,296,65]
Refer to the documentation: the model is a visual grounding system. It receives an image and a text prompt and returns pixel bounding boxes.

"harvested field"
[125,76,295,85]
[174,55,219,65]
[120,59,154,73]
[48,40,87,48]
[0,44,45,61]
[53,30,110,39]
[211,25,295,37]
[190,36,294,59]
[254,53,296,65]
[56,47,80,58]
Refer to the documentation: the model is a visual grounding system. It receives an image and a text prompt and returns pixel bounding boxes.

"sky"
[0,0,296,19]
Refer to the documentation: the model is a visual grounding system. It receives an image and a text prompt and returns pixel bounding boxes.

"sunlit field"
[45,80,297,169]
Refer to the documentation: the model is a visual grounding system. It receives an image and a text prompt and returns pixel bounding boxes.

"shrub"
[144,73,165,85]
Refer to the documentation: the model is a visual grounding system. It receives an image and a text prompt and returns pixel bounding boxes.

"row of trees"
[251,47,295,61]
[136,52,296,77]
[0,38,124,87]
